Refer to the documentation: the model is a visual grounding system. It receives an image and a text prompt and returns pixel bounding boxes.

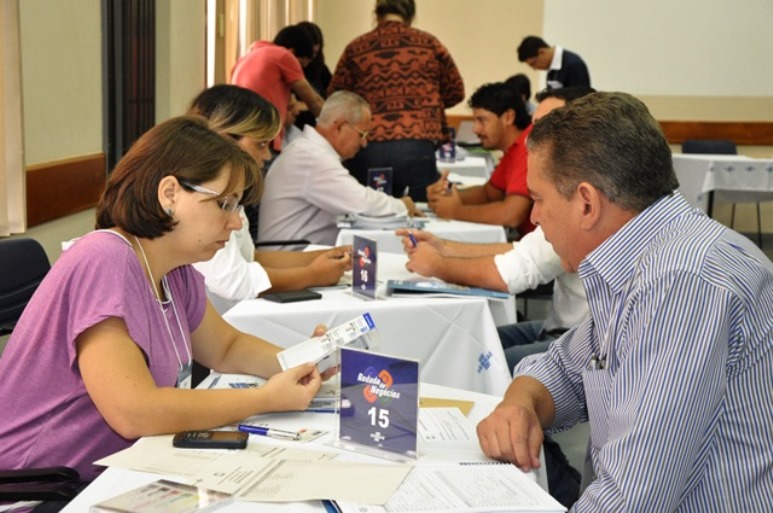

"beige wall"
[19,0,103,165]
[15,0,773,171]
[156,0,207,122]
[318,0,544,117]
[543,0,773,122]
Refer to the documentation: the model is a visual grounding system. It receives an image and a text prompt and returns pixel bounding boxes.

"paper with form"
[336,462,565,512]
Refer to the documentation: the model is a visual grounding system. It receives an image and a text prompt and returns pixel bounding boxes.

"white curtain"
[0,0,25,236]
[210,0,315,85]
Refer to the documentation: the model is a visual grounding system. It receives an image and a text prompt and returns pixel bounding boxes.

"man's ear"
[577,182,603,230]
[158,175,180,212]
[502,108,515,127]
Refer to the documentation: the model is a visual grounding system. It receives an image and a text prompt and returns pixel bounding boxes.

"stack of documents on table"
[387,279,510,301]
[95,436,411,505]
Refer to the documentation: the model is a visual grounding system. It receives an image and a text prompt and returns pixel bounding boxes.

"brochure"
[90,479,231,513]
[277,313,380,372]
[386,279,510,301]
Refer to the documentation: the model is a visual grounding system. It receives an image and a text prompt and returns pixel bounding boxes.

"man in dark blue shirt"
[517,35,591,90]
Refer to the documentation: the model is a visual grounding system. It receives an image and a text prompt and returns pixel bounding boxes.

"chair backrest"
[0,238,51,334]
[681,139,737,155]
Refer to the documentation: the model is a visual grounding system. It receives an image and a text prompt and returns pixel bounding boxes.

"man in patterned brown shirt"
[329,0,465,202]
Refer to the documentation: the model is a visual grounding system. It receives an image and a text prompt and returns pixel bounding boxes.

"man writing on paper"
[259,91,421,248]
[426,82,534,239]
[477,92,773,511]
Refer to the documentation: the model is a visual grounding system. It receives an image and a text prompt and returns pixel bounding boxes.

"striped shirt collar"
[579,192,693,292]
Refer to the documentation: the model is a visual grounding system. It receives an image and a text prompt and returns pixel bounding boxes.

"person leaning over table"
[477,92,773,512]
[187,84,351,314]
[328,0,465,202]
[0,117,338,496]
[427,82,534,237]
[258,90,422,249]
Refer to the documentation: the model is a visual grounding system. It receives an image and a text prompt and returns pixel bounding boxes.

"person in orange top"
[328,0,465,202]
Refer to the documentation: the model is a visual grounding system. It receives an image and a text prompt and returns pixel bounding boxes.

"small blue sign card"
[352,235,377,300]
[438,127,456,163]
[367,167,394,196]
[338,346,419,460]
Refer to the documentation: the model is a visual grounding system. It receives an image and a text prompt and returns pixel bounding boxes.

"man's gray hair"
[528,91,679,213]
[318,91,371,126]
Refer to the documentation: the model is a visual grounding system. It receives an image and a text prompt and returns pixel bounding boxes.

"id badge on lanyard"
[177,361,193,389]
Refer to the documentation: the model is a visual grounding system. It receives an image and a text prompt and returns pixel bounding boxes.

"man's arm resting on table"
[477,376,556,471]
[420,254,508,291]
[449,193,532,227]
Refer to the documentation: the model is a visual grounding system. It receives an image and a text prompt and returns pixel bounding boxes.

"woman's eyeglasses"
[180,181,241,214]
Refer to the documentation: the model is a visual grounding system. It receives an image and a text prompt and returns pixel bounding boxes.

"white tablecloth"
[673,153,773,211]
[223,253,514,396]
[336,218,507,254]
[61,381,549,513]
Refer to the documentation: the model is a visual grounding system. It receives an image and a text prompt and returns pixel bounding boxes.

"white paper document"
[419,407,478,443]
[336,462,565,512]
[95,435,411,504]
[94,435,337,478]
[193,454,411,504]
[277,313,380,372]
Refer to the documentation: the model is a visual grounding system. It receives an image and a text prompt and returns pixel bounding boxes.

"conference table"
[672,153,773,212]
[61,378,553,513]
[224,252,515,396]
[336,217,507,255]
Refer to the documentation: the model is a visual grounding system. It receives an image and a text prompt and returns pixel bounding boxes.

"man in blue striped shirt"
[477,91,773,512]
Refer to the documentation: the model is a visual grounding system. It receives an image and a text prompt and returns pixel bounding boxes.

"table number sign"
[337,347,419,460]
[352,235,377,300]
[367,167,393,196]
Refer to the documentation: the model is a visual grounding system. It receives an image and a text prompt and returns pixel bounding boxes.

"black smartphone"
[262,289,322,303]
[172,430,248,449]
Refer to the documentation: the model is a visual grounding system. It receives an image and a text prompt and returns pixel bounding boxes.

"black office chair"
[680,139,762,247]
[0,238,82,505]
[518,280,555,321]
[0,238,51,335]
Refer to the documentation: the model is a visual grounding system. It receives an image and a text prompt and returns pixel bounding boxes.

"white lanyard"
[134,236,192,373]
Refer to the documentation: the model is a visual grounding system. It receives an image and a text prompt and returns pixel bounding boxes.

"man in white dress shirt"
[259,91,419,248]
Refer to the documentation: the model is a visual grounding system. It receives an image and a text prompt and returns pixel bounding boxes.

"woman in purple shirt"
[0,116,333,497]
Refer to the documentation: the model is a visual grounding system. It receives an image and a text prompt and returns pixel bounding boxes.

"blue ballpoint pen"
[408,232,418,248]
[237,425,300,440]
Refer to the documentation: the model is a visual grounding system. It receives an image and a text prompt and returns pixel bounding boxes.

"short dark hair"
[535,85,596,103]
[375,0,415,22]
[504,73,531,101]
[468,82,531,130]
[273,25,314,59]
[528,92,679,213]
[517,36,549,62]
[96,116,261,238]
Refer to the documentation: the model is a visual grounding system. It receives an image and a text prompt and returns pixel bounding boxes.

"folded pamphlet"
[277,313,380,372]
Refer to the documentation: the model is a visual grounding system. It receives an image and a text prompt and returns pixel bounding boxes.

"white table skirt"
[223,253,514,396]
[336,218,507,255]
[673,153,773,211]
